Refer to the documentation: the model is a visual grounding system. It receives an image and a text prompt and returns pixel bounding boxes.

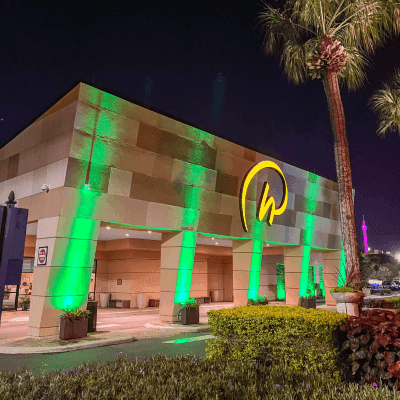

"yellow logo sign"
[239,161,288,232]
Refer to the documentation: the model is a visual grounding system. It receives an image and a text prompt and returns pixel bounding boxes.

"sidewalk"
[0,302,338,354]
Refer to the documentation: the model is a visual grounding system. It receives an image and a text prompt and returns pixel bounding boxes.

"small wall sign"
[117,279,122,285]
[37,246,48,265]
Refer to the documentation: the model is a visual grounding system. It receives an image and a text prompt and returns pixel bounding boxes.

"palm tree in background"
[258,0,400,291]
[369,69,400,136]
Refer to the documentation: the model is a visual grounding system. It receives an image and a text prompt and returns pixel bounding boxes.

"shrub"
[330,287,358,293]
[206,305,349,383]
[1,354,400,399]
[336,308,400,390]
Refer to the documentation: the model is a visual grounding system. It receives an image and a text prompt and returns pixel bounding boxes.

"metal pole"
[0,207,7,321]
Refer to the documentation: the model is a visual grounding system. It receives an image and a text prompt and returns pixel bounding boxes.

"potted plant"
[18,296,30,311]
[59,307,91,340]
[330,266,365,315]
[178,298,200,325]
[247,295,268,306]
[298,290,316,309]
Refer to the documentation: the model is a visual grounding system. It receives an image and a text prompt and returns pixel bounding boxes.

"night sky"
[1,0,399,254]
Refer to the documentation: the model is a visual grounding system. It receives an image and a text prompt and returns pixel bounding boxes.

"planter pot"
[331,291,365,317]
[137,293,147,309]
[21,303,30,311]
[181,308,199,325]
[298,297,316,309]
[59,317,88,340]
[99,293,111,308]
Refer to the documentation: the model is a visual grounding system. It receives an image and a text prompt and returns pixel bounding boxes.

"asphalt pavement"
[0,331,216,377]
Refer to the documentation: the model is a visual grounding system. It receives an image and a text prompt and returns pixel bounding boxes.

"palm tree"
[369,68,400,136]
[258,0,400,291]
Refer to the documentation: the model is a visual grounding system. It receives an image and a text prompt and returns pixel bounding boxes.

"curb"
[0,326,212,354]
[0,333,136,354]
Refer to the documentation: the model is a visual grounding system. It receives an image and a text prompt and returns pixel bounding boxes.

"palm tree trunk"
[322,71,362,291]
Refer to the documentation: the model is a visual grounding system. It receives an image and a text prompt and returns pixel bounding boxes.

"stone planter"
[59,317,88,340]
[331,291,365,317]
[180,308,199,325]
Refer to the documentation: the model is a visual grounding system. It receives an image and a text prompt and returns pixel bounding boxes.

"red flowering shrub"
[335,309,400,390]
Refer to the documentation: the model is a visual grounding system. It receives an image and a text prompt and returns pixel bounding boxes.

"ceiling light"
[266,244,269,247]
[106,227,111,230]
[148,231,152,233]
[215,242,218,245]
[212,238,215,240]
[125,233,129,236]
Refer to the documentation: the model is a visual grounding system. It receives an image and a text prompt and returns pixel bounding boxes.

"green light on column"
[50,188,100,312]
[246,213,264,301]
[307,265,315,294]
[248,239,263,300]
[276,263,285,300]
[299,174,320,299]
[318,265,325,297]
[338,248,346,287]
[174,230,197,304]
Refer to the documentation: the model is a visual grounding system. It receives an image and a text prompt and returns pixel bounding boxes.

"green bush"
[330,287,358,293]
[205,305,350,384]
[1,353,400,399]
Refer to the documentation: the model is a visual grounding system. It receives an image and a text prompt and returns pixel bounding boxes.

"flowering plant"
[18,296,30,305]
[59,307,91,320]
[247,295,268,306]
[179,298,200,311]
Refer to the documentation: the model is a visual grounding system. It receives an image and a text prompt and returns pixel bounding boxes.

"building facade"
[0,83,347,338]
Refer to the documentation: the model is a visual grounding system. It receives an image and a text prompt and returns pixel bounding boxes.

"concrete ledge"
[0,332,136,354]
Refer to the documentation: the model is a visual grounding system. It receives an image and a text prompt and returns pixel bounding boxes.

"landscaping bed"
[1,353,400,400]
[3,304,400,399]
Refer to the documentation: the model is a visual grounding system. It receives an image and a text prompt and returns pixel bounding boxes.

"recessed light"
[125,233,129,236]
[215,242,219,245]
[266,244,269,247]
[106,227,111,230]
[211,238,215,240]
[148,231,152,233]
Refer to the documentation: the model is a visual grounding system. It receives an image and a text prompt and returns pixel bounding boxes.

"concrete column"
[159,230,197,323]
[283,246,305,306]
[322,250,341,306]
[27,216,100,338]
[232,240,263,307]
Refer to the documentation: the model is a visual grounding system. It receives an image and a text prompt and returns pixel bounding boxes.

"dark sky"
[1,0,399,254]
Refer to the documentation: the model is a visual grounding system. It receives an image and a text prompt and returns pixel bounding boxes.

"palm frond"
[369,70,400,136]
[280,41,309,85]
[335,35,371,92]
[258,0,400,93]
[332,0,391,54]
[258,3,301,56]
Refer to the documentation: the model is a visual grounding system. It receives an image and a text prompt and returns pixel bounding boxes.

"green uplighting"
[318,265,325,297]
[338,248,347,287]
[276,263,286,300]
[299,173,320,299]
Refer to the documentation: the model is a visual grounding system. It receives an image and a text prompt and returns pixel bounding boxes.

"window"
[22,258,34,273]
